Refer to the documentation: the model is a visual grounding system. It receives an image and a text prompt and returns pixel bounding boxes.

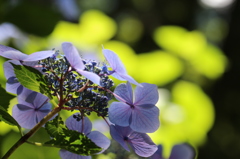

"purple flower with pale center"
[12,89,52,129]
[102,49,140,86]
[109,82,160,133]
[0,44,55,61]
[60,114,110,159]
[62,42,100,85]
[110,125,157,157]
[150,144,195,159]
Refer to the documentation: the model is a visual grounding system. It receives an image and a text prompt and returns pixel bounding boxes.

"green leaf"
[12,63,52,98]
[45,116,101,156]
[0,84,15,110]
[0,106,21,129]
[45,116,65,137]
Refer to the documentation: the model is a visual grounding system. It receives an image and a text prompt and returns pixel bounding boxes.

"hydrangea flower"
[150,144,195,159]
[110,125,158,157]
[0,44,55,61]
[102,49,140,86]
[12,89,53,129]
[62,42,100,85]
[109,82,160,133]
[60,114,110,159]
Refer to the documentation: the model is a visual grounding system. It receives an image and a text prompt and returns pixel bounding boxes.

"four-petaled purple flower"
[62,42,100,85]
[12,89,53,129]
[60,113,110,159]
[109,82,160,133]
[110,124,158,157]
[103,49,141,86]
[150,144,195,159]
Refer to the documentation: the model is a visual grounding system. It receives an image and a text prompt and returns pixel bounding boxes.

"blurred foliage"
[150,81,214,157]
[0,0,235,158]
[49,9,117,47]
[154,26,228,81]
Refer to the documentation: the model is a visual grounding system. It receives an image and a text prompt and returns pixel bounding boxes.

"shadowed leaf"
[45,116,102,156]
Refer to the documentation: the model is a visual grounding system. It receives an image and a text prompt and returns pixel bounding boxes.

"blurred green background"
[0,0,239,158]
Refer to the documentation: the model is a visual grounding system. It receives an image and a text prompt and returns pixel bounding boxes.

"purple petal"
[6,80,22,94]
[87,131,110,154]
[59,149,91,159]
[103,49,127,75]
[4,60,21,78]
[12,103,51,129]
[113,82,133,104]
[17,89,38,104]
[15,104,32,111]
[110,72,126,81]
[38,103,52,113]
[134,83,159,105]
[12,104,36,129]
[128,132,158,157]
[25,91,37,104]
[65,114,92,134]
[0,44,20,53]
[110,125,132,151]
[16,85,24,95]
[4,60,29,94]
[116,74,141,86]
[33,92,49,108]
[108,102,132,127]
[4,60,19,94]
[130,105,160,133]
[16,90,52,121]
[149,145,164,159]
[0,44,27,60]
[62,42,85,70]
[103,49,140,86]
[169,144,195,159]
[23,50,55,61]
[76,69,100,85]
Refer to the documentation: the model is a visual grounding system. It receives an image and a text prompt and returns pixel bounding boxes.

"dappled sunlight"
[149,81,215,157]
[154,25,228,82]
[136,50,184,86]
[49,10,117,48]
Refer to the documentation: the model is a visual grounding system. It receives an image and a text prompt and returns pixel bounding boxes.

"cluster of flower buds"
[38,49,113,117]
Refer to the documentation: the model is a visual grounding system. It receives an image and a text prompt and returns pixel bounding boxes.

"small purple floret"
[110,125,158,157]
[109,82,160,133]
[103,49,141,86]
[12,90,52,129]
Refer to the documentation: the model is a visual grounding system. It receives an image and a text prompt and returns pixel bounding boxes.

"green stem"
[1,107,61,159]
[26,141,56,148]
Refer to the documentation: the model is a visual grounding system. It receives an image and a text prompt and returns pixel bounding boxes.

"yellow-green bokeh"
[149,81,215,157]
[49,9,117,48]
[154,25,228,81]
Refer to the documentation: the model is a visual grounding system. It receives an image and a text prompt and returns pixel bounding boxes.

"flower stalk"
[2,106,61,159]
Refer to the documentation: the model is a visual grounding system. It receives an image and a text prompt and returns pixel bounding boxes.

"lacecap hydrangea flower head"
[0,42,160,158]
